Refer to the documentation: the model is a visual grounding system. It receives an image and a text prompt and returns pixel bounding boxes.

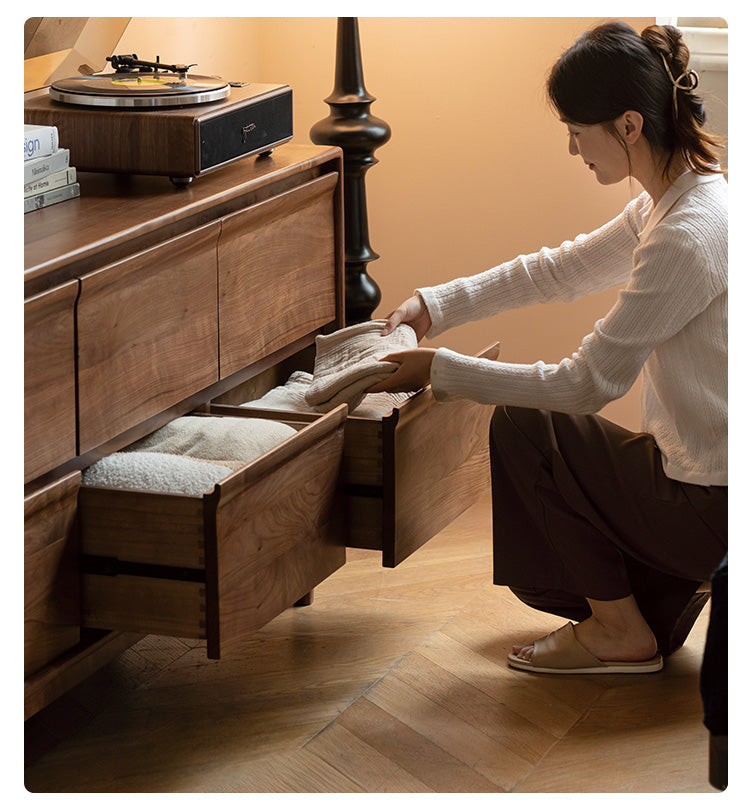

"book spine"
[24,125,59,161]
[24,182,80,213]
[23,149,71,183]
[24,167,77,198]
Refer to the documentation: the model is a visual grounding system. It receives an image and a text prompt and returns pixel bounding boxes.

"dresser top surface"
[24,143,341,294]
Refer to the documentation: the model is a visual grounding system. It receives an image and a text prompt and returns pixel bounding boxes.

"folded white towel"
[305,320,418,412]
[123,415,296,464]
[241,371,315,413]
[82,452,232,496]
[242,369,412,419]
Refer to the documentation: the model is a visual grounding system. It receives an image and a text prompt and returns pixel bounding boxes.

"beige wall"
[119,16,656,429]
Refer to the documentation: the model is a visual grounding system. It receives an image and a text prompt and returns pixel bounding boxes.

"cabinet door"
[77,222,220,452]
[218,172,339,378]
[24,281,78,483]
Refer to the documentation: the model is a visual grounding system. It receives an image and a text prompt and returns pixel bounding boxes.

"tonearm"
[106,55,197,76]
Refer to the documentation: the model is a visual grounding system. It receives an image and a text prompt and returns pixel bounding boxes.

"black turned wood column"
[310,17,391,326]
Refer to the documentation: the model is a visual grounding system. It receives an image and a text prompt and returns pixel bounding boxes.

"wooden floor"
[24,492,717,793]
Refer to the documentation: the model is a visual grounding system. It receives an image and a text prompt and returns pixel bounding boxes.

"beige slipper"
[507,622,664,675]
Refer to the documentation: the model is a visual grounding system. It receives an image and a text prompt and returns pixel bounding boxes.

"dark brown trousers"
[490,406,727,652]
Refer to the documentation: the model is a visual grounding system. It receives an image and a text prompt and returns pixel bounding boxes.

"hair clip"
[660,53,699,116]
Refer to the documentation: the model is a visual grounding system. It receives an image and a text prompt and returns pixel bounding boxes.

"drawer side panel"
[81,575,206,638]
[207,411,346,656]
[388,397,494,568]
[78,488,206,569]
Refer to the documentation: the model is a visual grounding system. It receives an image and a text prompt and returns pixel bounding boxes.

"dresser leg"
[293,591,314,607]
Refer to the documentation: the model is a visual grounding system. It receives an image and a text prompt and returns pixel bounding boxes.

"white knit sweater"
[418,171,727,486]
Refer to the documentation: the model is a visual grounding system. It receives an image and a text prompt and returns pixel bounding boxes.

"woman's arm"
[417,195,646,338]
[426,224,720,412]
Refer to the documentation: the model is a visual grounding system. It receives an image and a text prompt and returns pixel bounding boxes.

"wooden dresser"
[24,143,495,720]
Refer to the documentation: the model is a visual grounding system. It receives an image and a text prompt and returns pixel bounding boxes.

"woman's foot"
[512,594,658,664]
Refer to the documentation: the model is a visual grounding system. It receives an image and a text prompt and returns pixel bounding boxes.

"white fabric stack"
[304,320,418,413]
[241,369,412,419]
[122,415,295,465]
[82,415,297,496]
[81,452,233,496]
[241,371,316,414]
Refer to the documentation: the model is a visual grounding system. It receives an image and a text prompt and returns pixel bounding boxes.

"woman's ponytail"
[640,24,722,175]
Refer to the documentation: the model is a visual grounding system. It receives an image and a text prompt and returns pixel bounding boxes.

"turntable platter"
[50,73,231,108]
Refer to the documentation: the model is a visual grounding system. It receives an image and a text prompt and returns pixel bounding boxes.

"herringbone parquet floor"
[24,493,716,793]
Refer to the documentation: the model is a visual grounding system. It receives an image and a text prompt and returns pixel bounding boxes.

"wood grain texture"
[24,84,290,178]
[208,407,347,657]
[77,221,220,452]
[25,495,715,793]
[78,489,206,568]
[383,343,499,566]
[387,393,495,567]
[24,472,81,677]
[81,575,207,638]
[24,143,343,297]
[218,172,338,377]
[24,632,143,722]
[78,408,347,659]
[24,144,346,720]
[24,281,78,483]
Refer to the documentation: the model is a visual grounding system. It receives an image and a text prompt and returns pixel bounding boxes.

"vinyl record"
[49,73,231,108]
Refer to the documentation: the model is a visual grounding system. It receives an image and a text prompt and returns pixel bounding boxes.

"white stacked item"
[24,123,80,213]
[82,415,297,496]
[240,370,413,419]
[301,320,418,413]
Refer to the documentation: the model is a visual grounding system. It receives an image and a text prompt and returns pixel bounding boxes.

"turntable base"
[24,82,293,184]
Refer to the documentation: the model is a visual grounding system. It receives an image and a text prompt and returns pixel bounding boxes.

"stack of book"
[24,124,80,213]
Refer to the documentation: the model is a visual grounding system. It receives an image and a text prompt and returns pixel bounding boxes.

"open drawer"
[77,406,347,659]
[212,343,499,567]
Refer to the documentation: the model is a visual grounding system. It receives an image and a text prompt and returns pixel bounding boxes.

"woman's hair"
[546,20,723,177]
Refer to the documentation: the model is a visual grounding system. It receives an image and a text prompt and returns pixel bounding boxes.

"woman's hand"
[366,348,437,394]
[381,295,432,340]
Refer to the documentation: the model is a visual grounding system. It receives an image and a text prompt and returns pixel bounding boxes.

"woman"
[367,21,727,674]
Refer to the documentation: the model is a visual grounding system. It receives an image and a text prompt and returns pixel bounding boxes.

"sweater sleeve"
[429,221,721,413]
[417,193,648,338]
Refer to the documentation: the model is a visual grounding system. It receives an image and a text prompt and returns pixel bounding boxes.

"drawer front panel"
[24,281,78,483]
[208,419,346,655]
[24,472,81,677]
[218,172,339,378]
[336,344,499,566]
[77,222,221,453]
[387,394,495,567]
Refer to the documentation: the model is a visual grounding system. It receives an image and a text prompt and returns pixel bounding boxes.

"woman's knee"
[491,405,550,454]
[492,405,538,436]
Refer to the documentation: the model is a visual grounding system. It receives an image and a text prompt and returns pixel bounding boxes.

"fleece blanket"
[82,452,233,496]
[123,415,296,464]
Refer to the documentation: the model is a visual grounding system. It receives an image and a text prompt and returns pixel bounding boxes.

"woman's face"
[565,121,629,185]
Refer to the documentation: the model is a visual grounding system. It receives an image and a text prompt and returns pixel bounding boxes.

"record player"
[24,52,293,185]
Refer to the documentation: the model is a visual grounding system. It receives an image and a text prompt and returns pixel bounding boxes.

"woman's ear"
[618,110,644,143]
